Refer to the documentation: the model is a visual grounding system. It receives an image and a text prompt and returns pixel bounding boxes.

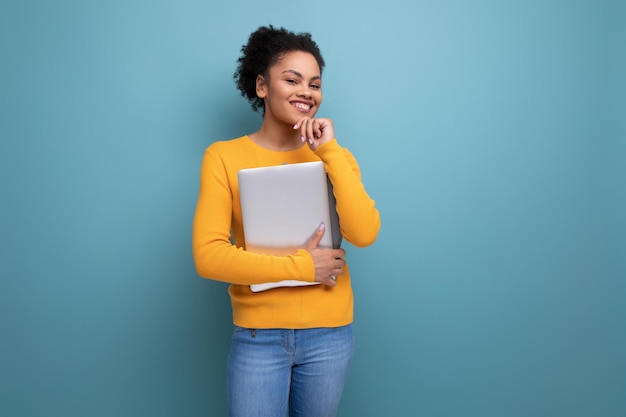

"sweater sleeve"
[192,147,316,285]
[315,139,381,247]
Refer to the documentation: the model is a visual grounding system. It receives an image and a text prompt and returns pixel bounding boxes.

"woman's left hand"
[294,117,335,151]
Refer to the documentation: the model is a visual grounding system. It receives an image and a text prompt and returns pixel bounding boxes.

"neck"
[250,118,303,151]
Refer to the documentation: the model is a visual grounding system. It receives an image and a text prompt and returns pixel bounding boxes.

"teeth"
[293,103,310,110]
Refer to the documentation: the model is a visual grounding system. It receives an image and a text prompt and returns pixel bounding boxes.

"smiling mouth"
[292,102,312,111]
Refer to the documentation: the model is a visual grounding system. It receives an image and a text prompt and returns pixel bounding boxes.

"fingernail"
[319,222,325,231]
[301,136,305,142]
[293,124,298,129]
[308,138,313,145]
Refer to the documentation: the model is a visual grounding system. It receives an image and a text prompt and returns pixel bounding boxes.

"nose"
[298,86,312,99]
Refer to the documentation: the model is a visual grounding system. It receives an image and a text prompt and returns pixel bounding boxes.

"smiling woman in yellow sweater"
[192,25,380,417]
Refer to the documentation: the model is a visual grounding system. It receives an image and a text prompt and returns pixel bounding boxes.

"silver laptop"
[238,161,341,292]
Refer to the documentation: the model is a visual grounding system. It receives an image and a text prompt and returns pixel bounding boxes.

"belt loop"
[251,329,256,338]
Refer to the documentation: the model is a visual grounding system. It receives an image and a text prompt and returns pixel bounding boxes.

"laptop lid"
[238,161,341,291]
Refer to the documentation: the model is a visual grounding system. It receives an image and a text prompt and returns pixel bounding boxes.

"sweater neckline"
[243,135,308,154]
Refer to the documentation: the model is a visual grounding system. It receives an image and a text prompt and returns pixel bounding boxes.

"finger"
[293,117,312,130]
[294,118,311,142]
[313,119,323,139]
[302,119,315,143]
[305,222,326,250]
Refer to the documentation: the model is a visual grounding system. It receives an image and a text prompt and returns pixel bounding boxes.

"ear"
[255,74,267,98]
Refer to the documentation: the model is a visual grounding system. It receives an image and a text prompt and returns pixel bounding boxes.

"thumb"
[305,222,326,250]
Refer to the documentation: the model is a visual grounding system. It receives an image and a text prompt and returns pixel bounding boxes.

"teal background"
[1,1,624,416]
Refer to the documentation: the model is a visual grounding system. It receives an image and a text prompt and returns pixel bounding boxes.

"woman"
[192,25,381,417]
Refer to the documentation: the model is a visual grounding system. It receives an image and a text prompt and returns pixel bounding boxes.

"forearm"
[316,140,381,247]
[192,236,315,285]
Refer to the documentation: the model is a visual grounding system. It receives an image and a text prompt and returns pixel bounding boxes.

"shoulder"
[200,136,256,177]
[206,136,250,155]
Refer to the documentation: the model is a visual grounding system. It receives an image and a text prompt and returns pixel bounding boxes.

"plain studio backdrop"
[1,1,624,416]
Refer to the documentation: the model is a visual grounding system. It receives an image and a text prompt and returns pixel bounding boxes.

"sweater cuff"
[290,249,316,282]
[315,138,341,157]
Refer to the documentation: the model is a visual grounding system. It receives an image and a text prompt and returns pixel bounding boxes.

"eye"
[286,79,297,85]
[310,84,321,90]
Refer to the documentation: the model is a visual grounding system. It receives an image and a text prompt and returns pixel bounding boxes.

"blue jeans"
[227,324,354,417]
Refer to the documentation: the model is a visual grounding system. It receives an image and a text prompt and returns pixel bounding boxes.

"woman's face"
[256,51,322,126]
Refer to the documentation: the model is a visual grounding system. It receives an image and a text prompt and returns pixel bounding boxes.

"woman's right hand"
[305,223,346,287]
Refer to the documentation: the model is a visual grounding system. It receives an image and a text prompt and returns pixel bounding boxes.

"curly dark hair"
[234,25,325,112]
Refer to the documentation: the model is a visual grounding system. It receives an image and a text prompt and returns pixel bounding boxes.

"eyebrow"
[282,69,321,81]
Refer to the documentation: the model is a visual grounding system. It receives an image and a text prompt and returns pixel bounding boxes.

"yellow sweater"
[192,136,380,328]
